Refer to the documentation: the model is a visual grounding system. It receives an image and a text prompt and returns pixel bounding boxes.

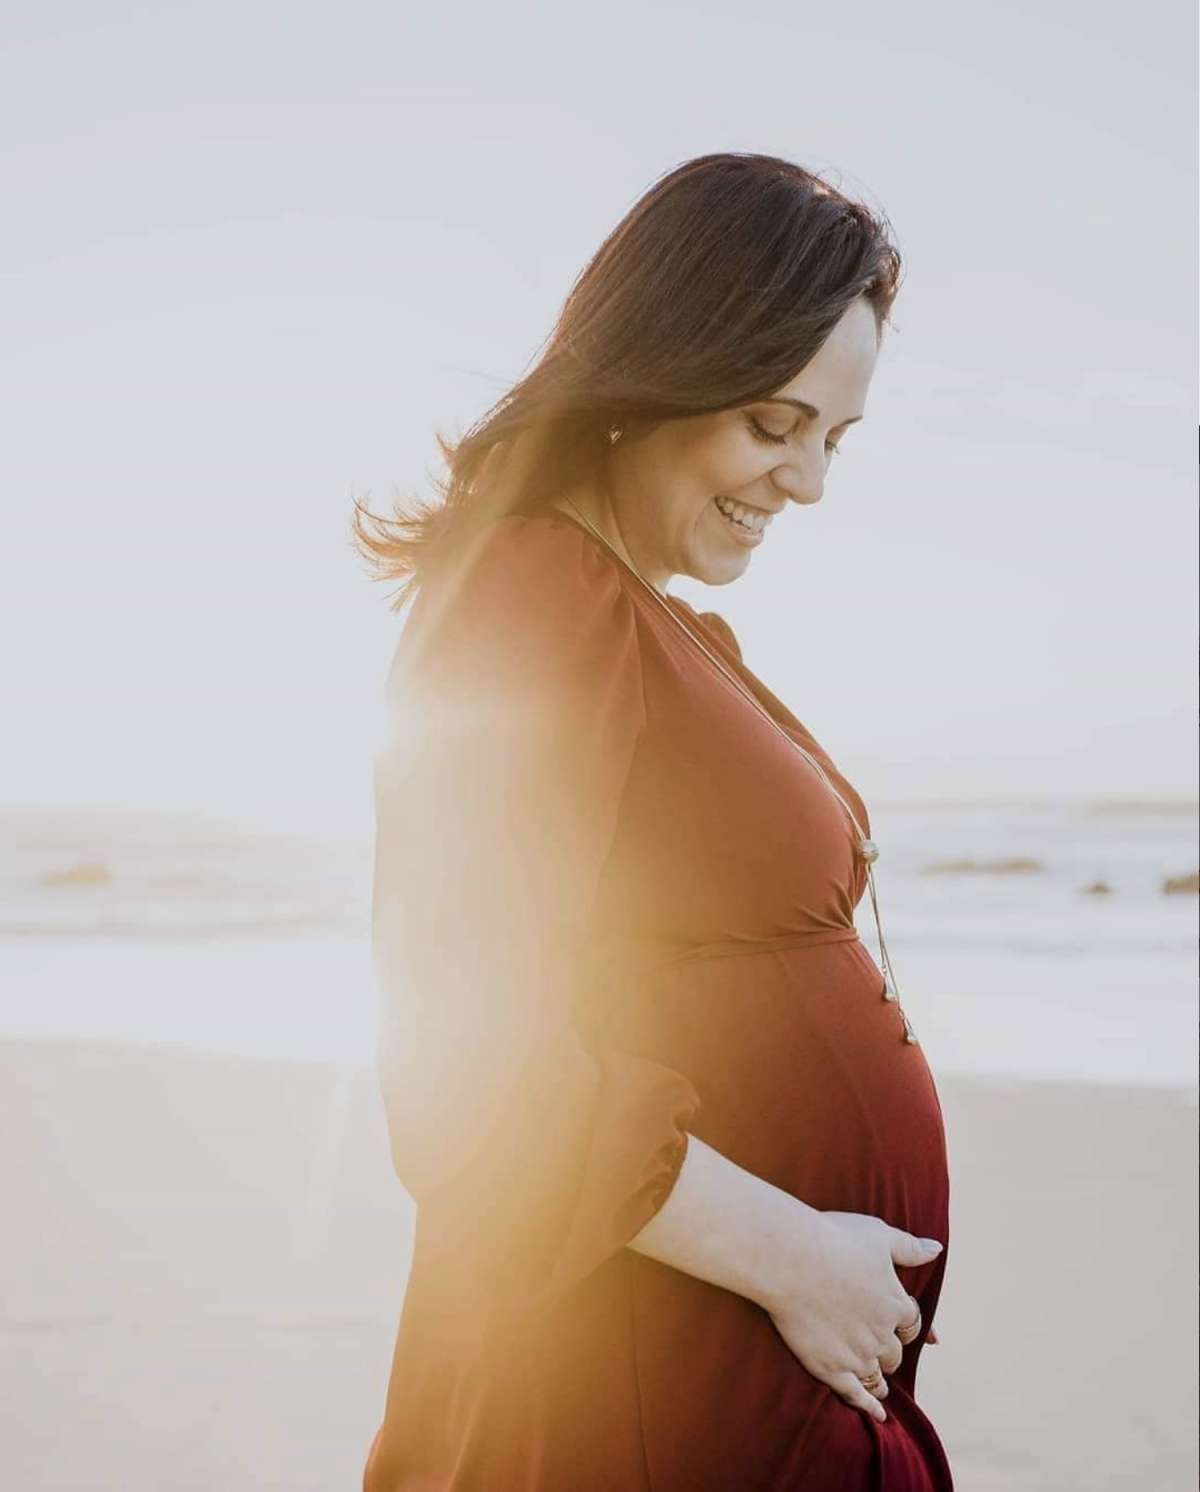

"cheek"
[660,421,770,518]
[693,432,770,499]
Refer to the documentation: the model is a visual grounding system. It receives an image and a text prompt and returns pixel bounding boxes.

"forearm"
[625,1132,819,1311]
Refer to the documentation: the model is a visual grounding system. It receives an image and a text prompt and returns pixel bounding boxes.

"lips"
[711,495,767,546]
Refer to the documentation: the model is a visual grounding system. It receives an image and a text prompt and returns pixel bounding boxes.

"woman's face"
[584,294,881,592]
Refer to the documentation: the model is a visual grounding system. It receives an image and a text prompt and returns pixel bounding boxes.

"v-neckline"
[544,508,784,722]
[537,506,871,871]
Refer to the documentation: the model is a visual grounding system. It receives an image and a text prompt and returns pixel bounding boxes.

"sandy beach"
[0,1035,1194,1491]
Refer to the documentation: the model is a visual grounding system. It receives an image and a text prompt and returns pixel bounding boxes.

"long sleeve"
[370,515,700,1325]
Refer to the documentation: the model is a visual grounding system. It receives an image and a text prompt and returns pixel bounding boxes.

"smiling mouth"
[712,494,774,534]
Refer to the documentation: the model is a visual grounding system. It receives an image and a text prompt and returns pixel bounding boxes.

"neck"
[553,487,671,597]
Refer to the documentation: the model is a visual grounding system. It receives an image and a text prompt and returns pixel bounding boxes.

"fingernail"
[920,1238,943,1254]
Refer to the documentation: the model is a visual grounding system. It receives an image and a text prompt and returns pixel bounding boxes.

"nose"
[769,461,823,507]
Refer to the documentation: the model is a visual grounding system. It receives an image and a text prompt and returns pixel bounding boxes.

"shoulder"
[460,512,629,620]
[695,609,742,661]
[394,513,640,701]
[669,595,743,663]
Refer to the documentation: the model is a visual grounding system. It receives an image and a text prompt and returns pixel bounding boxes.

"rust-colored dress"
[364,510,953,1491]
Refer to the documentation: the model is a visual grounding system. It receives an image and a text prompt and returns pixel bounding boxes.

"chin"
[693,506,757,582]
[691,549,750,586]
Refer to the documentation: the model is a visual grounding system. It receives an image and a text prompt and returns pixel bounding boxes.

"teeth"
[714,496,769,533]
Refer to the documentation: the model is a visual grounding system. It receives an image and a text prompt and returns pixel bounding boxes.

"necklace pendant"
[857,838,879,864]
[902,1014,919,1045]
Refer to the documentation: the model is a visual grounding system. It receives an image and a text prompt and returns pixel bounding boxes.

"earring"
[607,424,624,445]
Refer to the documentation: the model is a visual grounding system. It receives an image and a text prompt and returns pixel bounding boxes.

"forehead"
[765,300,880,406]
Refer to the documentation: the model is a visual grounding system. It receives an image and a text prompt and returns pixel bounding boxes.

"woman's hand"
[625,1137,941,1417]
[759,1210,942,1422]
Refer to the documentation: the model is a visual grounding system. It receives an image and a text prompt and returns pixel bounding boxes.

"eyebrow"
[759,397,863,426]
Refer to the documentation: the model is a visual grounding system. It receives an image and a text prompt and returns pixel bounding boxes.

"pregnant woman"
[354,152,953,1490]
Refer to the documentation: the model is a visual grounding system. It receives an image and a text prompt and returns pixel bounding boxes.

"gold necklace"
[559,495,919,1046]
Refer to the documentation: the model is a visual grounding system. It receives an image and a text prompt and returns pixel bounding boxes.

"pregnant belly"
[613,935,949,1226]
[608,937,953,1487]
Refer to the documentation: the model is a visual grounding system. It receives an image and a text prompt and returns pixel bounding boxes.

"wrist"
[753,1194,829,1314]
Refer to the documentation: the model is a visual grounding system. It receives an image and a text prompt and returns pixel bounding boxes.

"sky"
[2,0,1196,842]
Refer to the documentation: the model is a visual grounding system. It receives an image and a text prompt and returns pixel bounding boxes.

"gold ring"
[896,1299,922,1346]
[858,1367,884,1392]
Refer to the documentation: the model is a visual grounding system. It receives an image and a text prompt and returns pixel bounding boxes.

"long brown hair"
[350,151,903,612]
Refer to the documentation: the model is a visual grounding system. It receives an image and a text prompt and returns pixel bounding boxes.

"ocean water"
[855,801,1198,1092]
[0,802,1195,1092]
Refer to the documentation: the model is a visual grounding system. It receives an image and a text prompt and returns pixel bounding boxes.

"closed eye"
[746,414,787,446]
[747,413,842,457]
